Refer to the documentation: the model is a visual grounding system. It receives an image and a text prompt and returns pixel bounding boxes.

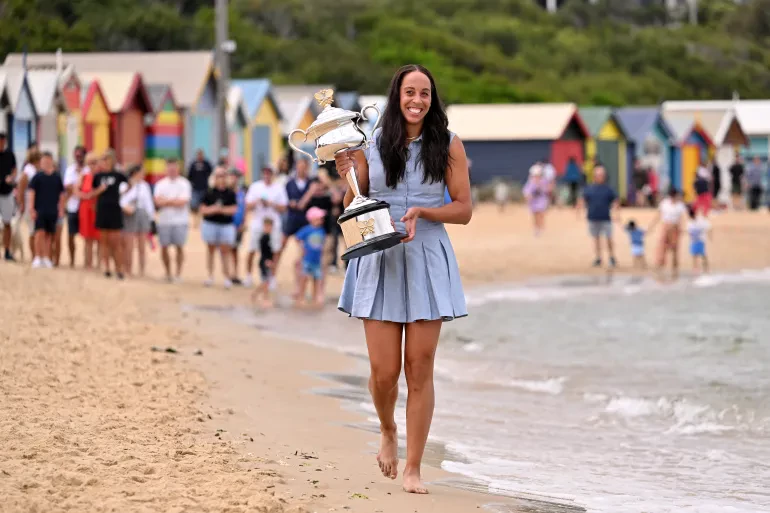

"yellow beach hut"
[578,106,630,199]
[231,79,283,184]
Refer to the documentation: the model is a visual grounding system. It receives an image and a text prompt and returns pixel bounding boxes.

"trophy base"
[341,232,407,261]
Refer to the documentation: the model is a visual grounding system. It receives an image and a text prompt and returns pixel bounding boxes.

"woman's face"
[227,173,238,189]
[400,71,432,126]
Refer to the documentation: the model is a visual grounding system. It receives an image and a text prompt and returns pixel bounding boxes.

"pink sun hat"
[306,206,326,222]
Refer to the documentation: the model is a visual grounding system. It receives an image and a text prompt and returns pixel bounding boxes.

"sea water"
[217,270,770,513]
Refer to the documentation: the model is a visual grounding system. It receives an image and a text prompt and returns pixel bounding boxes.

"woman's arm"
[407,136,472,225]
[335,150,369,208]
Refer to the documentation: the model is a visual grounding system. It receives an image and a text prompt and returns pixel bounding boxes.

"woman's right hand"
[334,151,357,178]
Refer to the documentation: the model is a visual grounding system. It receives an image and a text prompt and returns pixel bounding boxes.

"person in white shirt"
[62,146,87,267]
[121,165,156,277]
[648,187,688,280]
[15,148,41,257]
[244,166,287,287]
[153,158,192,282]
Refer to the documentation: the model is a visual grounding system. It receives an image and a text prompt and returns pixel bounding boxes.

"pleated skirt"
[337,224,467,323]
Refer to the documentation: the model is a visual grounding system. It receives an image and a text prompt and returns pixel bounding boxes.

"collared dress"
[337,128,467,323]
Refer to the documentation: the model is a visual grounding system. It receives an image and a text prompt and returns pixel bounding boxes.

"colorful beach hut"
[733,101,770,159]
[665,116,715,203]
[615,107,677,200]
[231,79,283,183]
[57,66,83,170]
[5,51,220,164]
[79,71,152,168]
[226,86,248,171]
[274,84,334,166]
[3,68,38,167]
[144,84,182,184]
[26,69,68,164]
[80,79,111,155]
[663,101,751,201]
[579,107,630,198]
[446,103,588,184]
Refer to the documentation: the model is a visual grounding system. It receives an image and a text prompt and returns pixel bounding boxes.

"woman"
[120,165,155,277]
[523,164,550,236]
[16,148,41,256]
[228,168,247,285]
[334,64,471,494]
[78,152,100,269]
[200,166,237,288]
[648,187,688,280]
[91,150,127,279]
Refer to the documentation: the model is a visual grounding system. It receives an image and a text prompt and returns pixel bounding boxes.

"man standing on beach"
[63,146,87,267]
[745,156,765,211]
[154,158,192,282]
[244,167,287,287]
[188,149,212,227]
[0,133,18,261]
[577,165,619,268]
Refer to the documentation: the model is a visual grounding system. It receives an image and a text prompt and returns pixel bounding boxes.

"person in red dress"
[78,152,100,269]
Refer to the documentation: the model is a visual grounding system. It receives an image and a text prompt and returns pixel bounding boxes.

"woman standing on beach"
[335,64,471,494]
[648,187,688,279]
[523,164,550,236]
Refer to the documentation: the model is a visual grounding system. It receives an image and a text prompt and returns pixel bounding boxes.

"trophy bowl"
[289,89,406,261]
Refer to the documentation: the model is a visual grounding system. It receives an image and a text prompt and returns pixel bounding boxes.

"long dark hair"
[377,64,451,188]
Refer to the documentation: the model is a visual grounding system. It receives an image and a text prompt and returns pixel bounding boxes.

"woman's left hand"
[400,207,421,243]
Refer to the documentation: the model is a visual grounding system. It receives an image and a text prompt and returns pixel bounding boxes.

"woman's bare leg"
[124,233,134,276]
[136,233,146,277]
[402,320,442,494]
[363,320,403,480]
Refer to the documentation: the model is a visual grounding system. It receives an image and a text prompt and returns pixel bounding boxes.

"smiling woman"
[333,64,472,496]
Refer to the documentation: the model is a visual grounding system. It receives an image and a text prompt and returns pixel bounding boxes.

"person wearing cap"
[523,163,550,236]
[0,132,18,261]
[294,206,327,306]
[244,166,287,287]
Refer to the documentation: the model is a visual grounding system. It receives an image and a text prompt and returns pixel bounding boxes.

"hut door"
[682,145,699,203]
[596,140,620,193]
[251,125,271,180]
[13,119,30,168]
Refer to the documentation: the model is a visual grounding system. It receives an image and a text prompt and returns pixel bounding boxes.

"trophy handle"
[288,128,319,163]
[358,103,382,144]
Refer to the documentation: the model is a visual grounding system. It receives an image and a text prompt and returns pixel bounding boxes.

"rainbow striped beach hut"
[144,84,182,184]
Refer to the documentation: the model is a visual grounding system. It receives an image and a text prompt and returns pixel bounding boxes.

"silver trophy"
[289,89,406,261]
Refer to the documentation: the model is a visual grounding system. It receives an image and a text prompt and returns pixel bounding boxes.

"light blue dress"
[337,129,467,323]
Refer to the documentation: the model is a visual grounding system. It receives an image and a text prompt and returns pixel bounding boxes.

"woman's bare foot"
[402,466,428,494]
[376,428,398,479]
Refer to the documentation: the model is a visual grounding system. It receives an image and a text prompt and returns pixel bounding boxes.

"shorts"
[631,244,644,258]
[250,224,282,253]
[690,240,705,257]
[157,224,188,247]
[96,205,124,231]
[302,260,322,280]
[34,212,58,234]
[201,220,236,246]
[589,220,612,238]
[124,209,152,234]
[190,189,205,212]
[67,211,79,236]
[0,193,15,224]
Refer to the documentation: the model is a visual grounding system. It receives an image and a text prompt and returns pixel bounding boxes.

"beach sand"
[2,204,768,512]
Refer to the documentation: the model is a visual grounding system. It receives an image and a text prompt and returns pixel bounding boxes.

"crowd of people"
[0,137,349,307]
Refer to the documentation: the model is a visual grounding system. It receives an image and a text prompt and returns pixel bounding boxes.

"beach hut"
[80,79,111,155]
[231,79,283,183]
[5,51,220,164]
[446,103,588,184]
[26,70,69,165]
[665,116,715,203]
[144,84,182,184]
[732,101,770,159]
[79,71,152,168]
[226,86,248,171]
[615,107,677,200]
[663,101,753,201]
[579,107,630,198]
[2,68,38,167]
[56,66,83,170]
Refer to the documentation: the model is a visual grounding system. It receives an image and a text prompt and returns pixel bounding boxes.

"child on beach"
[624,220,646,269]
[27,152,65,269]
[251,217,276,306]
[687,205,712,274]
[294,206,327,307]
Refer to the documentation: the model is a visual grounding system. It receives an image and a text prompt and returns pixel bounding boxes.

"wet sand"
[2,204,767,512]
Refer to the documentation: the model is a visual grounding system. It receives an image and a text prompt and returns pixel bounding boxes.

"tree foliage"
[0,0,769,105]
